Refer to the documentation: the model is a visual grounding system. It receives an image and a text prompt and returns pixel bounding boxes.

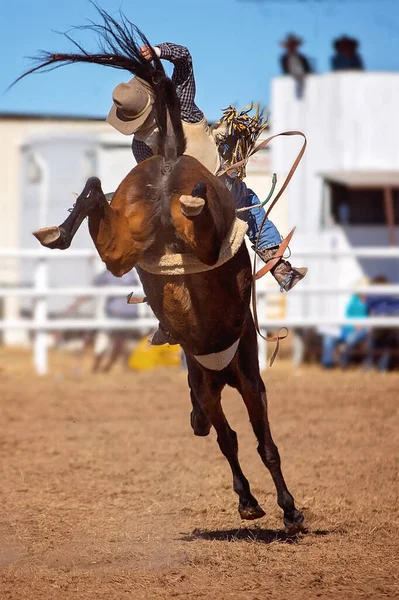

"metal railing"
[1,247,399,374]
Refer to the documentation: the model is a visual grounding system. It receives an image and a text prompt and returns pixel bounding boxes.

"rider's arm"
[156,42,191,64]
[154,43,204,123]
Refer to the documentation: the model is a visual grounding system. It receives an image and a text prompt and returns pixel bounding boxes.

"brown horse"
[21,8,304,531]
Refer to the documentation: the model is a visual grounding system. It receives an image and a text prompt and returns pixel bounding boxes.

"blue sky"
[1,0,399,122]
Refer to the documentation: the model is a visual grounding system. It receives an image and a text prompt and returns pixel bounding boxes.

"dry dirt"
[0,348,398,599]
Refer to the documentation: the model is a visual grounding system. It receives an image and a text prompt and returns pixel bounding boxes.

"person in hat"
[107,44,220,175]
[108,42,307,290]
[331,36,364,71]
[280,34,312,76]
[279,34,312,98]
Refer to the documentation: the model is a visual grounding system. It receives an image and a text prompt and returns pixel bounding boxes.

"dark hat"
[280,33,303,48]
[334,35,359,51]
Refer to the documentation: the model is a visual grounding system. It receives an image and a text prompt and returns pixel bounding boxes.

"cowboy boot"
[254,246,308,292]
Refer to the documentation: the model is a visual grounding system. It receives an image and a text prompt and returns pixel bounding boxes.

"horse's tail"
[12,5,186,161]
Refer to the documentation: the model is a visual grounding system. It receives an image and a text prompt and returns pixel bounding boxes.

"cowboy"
[107,42,307,293]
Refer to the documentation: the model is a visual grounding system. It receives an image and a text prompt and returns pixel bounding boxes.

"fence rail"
[1,247,399,374]
[2,247,399,258]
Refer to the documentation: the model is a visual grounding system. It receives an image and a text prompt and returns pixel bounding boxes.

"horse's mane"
[12,3,186,160]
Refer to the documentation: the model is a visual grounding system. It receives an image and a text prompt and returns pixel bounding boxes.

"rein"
[218,131,307,366]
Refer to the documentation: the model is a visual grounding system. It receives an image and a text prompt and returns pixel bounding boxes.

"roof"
[0,112,106,122]
[0,111,223,127]
[320,170,399,188]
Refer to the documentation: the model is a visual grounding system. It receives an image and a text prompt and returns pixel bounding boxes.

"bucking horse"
[16,7,305,532]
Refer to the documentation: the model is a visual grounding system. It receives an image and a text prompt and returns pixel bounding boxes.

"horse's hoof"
[193,423,212,436]
[33,226,61,246]
[190,411,211,436]
[284,509,306,534]
[180,195,205,217]
[239,503,266,521]
[33,226,71,250]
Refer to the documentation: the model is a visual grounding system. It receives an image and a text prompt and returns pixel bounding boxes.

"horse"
[19,7,305,531]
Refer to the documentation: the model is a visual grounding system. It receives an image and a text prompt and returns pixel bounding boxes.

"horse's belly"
[137,266,251,354]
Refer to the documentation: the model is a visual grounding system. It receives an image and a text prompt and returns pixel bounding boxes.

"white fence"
[1,247,399,374]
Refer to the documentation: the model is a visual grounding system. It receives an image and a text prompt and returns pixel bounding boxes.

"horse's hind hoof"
[180,195,205,218]
[33,226,71,250]
[284,509,306,534]
[239,503,266,521]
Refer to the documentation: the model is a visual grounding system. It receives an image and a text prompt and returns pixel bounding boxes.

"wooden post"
[383,186,396,246]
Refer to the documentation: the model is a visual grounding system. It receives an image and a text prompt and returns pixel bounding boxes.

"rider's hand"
[140,45,155,61]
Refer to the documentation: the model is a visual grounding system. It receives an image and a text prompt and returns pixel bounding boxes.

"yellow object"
[128,336,182,370]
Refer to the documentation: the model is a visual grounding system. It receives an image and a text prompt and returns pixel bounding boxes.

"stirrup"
[253,227,296,280]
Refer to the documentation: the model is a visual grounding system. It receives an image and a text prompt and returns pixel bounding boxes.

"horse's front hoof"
[239,502,266,521]
[284,509,306,534]
[33,226,71,250]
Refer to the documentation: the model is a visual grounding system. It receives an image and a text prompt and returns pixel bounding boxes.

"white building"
[271,72,399,321]
[0,114,132,343]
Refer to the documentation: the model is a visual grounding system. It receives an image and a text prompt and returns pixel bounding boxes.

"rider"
[107,42,307,295]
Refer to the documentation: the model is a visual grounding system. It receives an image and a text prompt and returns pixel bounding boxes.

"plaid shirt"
[132,42,204,163]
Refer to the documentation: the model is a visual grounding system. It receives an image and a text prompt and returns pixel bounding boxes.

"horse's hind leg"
[186,357,265,520]
[33,177,105,250]
[189,382,212,437]
[233,320,305,532]
[171,182,227,266]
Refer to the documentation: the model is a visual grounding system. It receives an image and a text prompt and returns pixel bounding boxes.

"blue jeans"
[364,351,390,372]
[321,328,369,368]
[340,329,369,367]
[221,175,282,250]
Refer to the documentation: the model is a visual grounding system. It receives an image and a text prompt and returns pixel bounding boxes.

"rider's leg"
[223,175,307,292]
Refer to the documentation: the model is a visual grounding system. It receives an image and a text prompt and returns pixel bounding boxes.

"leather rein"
[218,131,307,365]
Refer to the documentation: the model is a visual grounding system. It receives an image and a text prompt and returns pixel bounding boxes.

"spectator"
[321,282,369,369]
[280,33,312,99]
[364,275,399,372]
[92,269,141,373]
[58,268,140,374]
[331,36,364,71]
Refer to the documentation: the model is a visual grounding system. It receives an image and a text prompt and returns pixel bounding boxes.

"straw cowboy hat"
[280,34,303,48]
[107,76,155,135]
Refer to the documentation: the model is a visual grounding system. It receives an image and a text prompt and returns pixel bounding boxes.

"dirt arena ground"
[0,348,398,599]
